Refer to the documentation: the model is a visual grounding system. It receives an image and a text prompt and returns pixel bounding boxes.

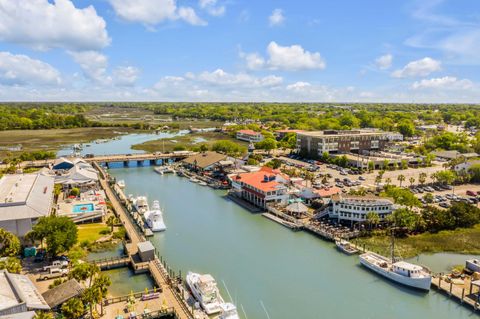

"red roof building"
[236,130,264,143]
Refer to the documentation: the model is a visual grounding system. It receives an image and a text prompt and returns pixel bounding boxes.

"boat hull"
[185,272,222,315]
[360,256,431,291]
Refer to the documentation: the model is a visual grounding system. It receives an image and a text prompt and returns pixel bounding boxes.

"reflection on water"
[103,267,154,297]
[87,242,125,261]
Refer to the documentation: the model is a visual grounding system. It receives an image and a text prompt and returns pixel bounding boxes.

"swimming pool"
[72,203,95,213]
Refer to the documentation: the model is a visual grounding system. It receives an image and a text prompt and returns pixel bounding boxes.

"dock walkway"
[94,162,195,319]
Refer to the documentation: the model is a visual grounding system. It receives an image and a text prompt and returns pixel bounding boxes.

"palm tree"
[409,177,415,187]
[366,212,380,231]
[430,172,438,184]
[397,174,406,187]
[419,172,427,186]
[106,215,117,232]
[385,177,392,186]
[33,312,53,319]
[61,298,84,319]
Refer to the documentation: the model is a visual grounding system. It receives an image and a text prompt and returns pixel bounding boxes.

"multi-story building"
[231,167,289,209]
[322,195,395,224]
[296,130,389,157]
[236,130,264,143]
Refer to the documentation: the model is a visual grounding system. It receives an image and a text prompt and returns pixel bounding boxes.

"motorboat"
[154,166,175,175]
[335,239,358,255]
[144,200,166,232]
[198,181,207,186]
[218,303,239,319]
[117,180,126,189]
[186,272,223,315]
[133,196,149,215]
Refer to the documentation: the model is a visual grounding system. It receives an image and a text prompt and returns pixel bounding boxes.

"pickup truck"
[43,260,68,271]
[38,268,68,281]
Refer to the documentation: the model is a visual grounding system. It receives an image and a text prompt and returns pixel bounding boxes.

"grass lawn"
[77,223,110,243]
[355,224,480,258]
[131,131,247,153]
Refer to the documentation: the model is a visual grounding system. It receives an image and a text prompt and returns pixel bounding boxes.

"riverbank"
[356,224,480,259]
[131,131,246,153]
[0,127,139,158]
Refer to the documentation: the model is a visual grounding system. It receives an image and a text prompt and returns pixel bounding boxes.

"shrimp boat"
[144,200,166,232]
[186,272,223,315]
[359,228,431,291]
[133,196,149,215]
[335,239,358,255]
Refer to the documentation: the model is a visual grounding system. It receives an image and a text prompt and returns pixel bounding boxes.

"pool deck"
[56,189,107,217]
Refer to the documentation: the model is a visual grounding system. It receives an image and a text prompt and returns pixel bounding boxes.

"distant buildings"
[275,129,305,140]
[0,174,54,237]
[236,130,264,143]
[182,151,227,172]
[0,270,50,316]
[296,130,389,157]
[231,167,289,209]
[322,195,395,224]
[41,157,99,190]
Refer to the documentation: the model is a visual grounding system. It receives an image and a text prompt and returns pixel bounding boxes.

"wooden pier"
[431,275,480,313]
[94,162,196,319]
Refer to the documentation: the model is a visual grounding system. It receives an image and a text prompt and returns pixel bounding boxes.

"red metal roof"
[237,129,261,136]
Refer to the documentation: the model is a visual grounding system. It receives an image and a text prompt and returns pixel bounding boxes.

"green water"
[112,167,478,319]
[103,267,154,297]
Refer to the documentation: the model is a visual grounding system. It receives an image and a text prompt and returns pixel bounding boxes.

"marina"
[109,166,479,319]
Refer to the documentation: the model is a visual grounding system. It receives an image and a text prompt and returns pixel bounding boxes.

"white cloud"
[269,9,285,26]
[412,76,473,90]
[391,57,441,78]
[266,42,326,71]
[0,51,61,86]
[108,0,206,26]
[375,54,393,70]
[286,81,311,92]
[195,69,283,87]
[113,66,140,86]
[0,0,110,51]
[199,0,225,17]
[69,51,111,84]
[243,53,266,70]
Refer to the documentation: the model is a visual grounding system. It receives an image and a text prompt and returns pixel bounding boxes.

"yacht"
[154,166,175,175]
[359,229,431,291]
[116,180,126,189]
[186,272,223,315]
[144,200,166,232]
[335,239,358,255]
[133,196,149,215]
[218,303,239,319]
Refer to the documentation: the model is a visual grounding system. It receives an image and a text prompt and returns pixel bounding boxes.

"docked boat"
[335,239,358,255]
[133,196,149,215]
[190,177,199,183]
[154,166,175,175]
[218,303,239,319]
[186,272,223,315]
[116,180,126,189]
[359,229,431,291]
[198,181,207,186]
[144,200,166,232]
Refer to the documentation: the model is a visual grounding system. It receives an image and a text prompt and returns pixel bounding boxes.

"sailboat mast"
[390,227,395,263]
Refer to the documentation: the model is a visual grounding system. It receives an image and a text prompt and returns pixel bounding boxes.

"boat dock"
[262,213,303,231]
[94,162,202,319]
[431,275,480,312]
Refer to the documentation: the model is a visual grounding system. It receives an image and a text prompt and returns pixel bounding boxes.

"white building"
[236,130,264,143]
[323,195,395,224]
[0,174,54,237]
[0,270,49,316]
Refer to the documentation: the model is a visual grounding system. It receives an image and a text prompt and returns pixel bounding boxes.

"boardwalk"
[94,162,194,319]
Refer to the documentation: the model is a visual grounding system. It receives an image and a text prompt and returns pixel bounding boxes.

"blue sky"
[0,0,479,102]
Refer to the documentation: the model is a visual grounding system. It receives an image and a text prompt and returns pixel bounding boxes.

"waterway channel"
[110,166,478,319]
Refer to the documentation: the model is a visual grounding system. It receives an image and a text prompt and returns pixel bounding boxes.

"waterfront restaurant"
[231,167,289,209]
[321,194,395,225]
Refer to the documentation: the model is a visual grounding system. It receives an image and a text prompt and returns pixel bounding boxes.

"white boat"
[335,239,358,255]
[359,252,431,290]
[186,272,223,315]
[133,196,149,215]
[154,166,175,175]
[144,200,166,232]
[117,180,126,189]
[190,177,199,183]
[198,181,207,186]
[218,303,239,319]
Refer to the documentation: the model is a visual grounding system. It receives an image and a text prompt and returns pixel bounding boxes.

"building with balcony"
[296,130,389,158]
[236,130,264,143]
[231,167,289,209]
[321,195,395,224]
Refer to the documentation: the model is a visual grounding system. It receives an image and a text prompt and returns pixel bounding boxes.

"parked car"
[439,202,450,208]
[358,176,366,181]
[466,190,477,197]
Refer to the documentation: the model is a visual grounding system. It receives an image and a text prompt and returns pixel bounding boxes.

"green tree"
[397,119,416,137]
[265,158,282,169]
[419,172,427,185]
[199,144,209,152]
[423,192,434,203]
[69,263,100,285]
[0,257,22,273]
[211,140,246,157]
[385,177,392,186]
[468,163,480,182]
[434,170,456,185]
[106,215,117,232]
[69,187,80,197]
[368,161,374,172]
[33,311,54,319]
[61,297,84,319]
[29,216,78,256]
[366,212,380,231]
[409,177,415,187]
[0,229,20,257]
[254,138,277,154]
